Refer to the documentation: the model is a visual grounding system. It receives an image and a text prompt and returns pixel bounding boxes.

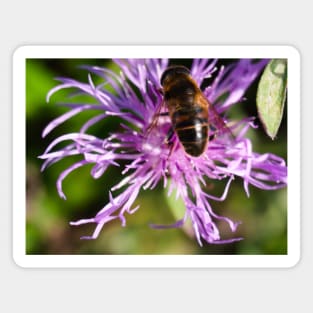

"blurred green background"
[26,59,287,255]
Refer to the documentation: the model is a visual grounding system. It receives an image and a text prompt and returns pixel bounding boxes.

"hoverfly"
[148,65,231,158]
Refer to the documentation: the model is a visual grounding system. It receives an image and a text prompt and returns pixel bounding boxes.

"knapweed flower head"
[40,58,287,245]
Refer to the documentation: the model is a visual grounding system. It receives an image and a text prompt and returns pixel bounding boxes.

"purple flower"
[39,58,287,246]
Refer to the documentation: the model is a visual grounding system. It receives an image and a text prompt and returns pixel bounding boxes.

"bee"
[159,65,211,157]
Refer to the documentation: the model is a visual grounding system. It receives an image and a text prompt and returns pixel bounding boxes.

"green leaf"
[26,60,56,118]
[256,59,287,139]
[164,181,193,237]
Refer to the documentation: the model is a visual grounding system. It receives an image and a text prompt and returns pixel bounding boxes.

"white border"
[13,45,300,268]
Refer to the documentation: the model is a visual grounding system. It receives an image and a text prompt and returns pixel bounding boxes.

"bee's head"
[160,65,190,86]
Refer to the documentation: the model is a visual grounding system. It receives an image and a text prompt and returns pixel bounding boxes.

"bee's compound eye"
[160,66,190,86]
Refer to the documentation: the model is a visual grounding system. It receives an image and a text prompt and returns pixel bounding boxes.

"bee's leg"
[165,127,174,144]
[157,88,164,95]
[209,125,217,141]
[209,134,216,141]
[146,105,162,134]
[168,140,179,159]
[165,127,177,158]
[146,102,168,134]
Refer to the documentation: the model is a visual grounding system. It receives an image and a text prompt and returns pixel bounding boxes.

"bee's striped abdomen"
[172,106,209,157]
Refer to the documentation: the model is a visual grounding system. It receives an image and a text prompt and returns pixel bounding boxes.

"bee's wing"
[205,96,235,143]
[146,99,168,135]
